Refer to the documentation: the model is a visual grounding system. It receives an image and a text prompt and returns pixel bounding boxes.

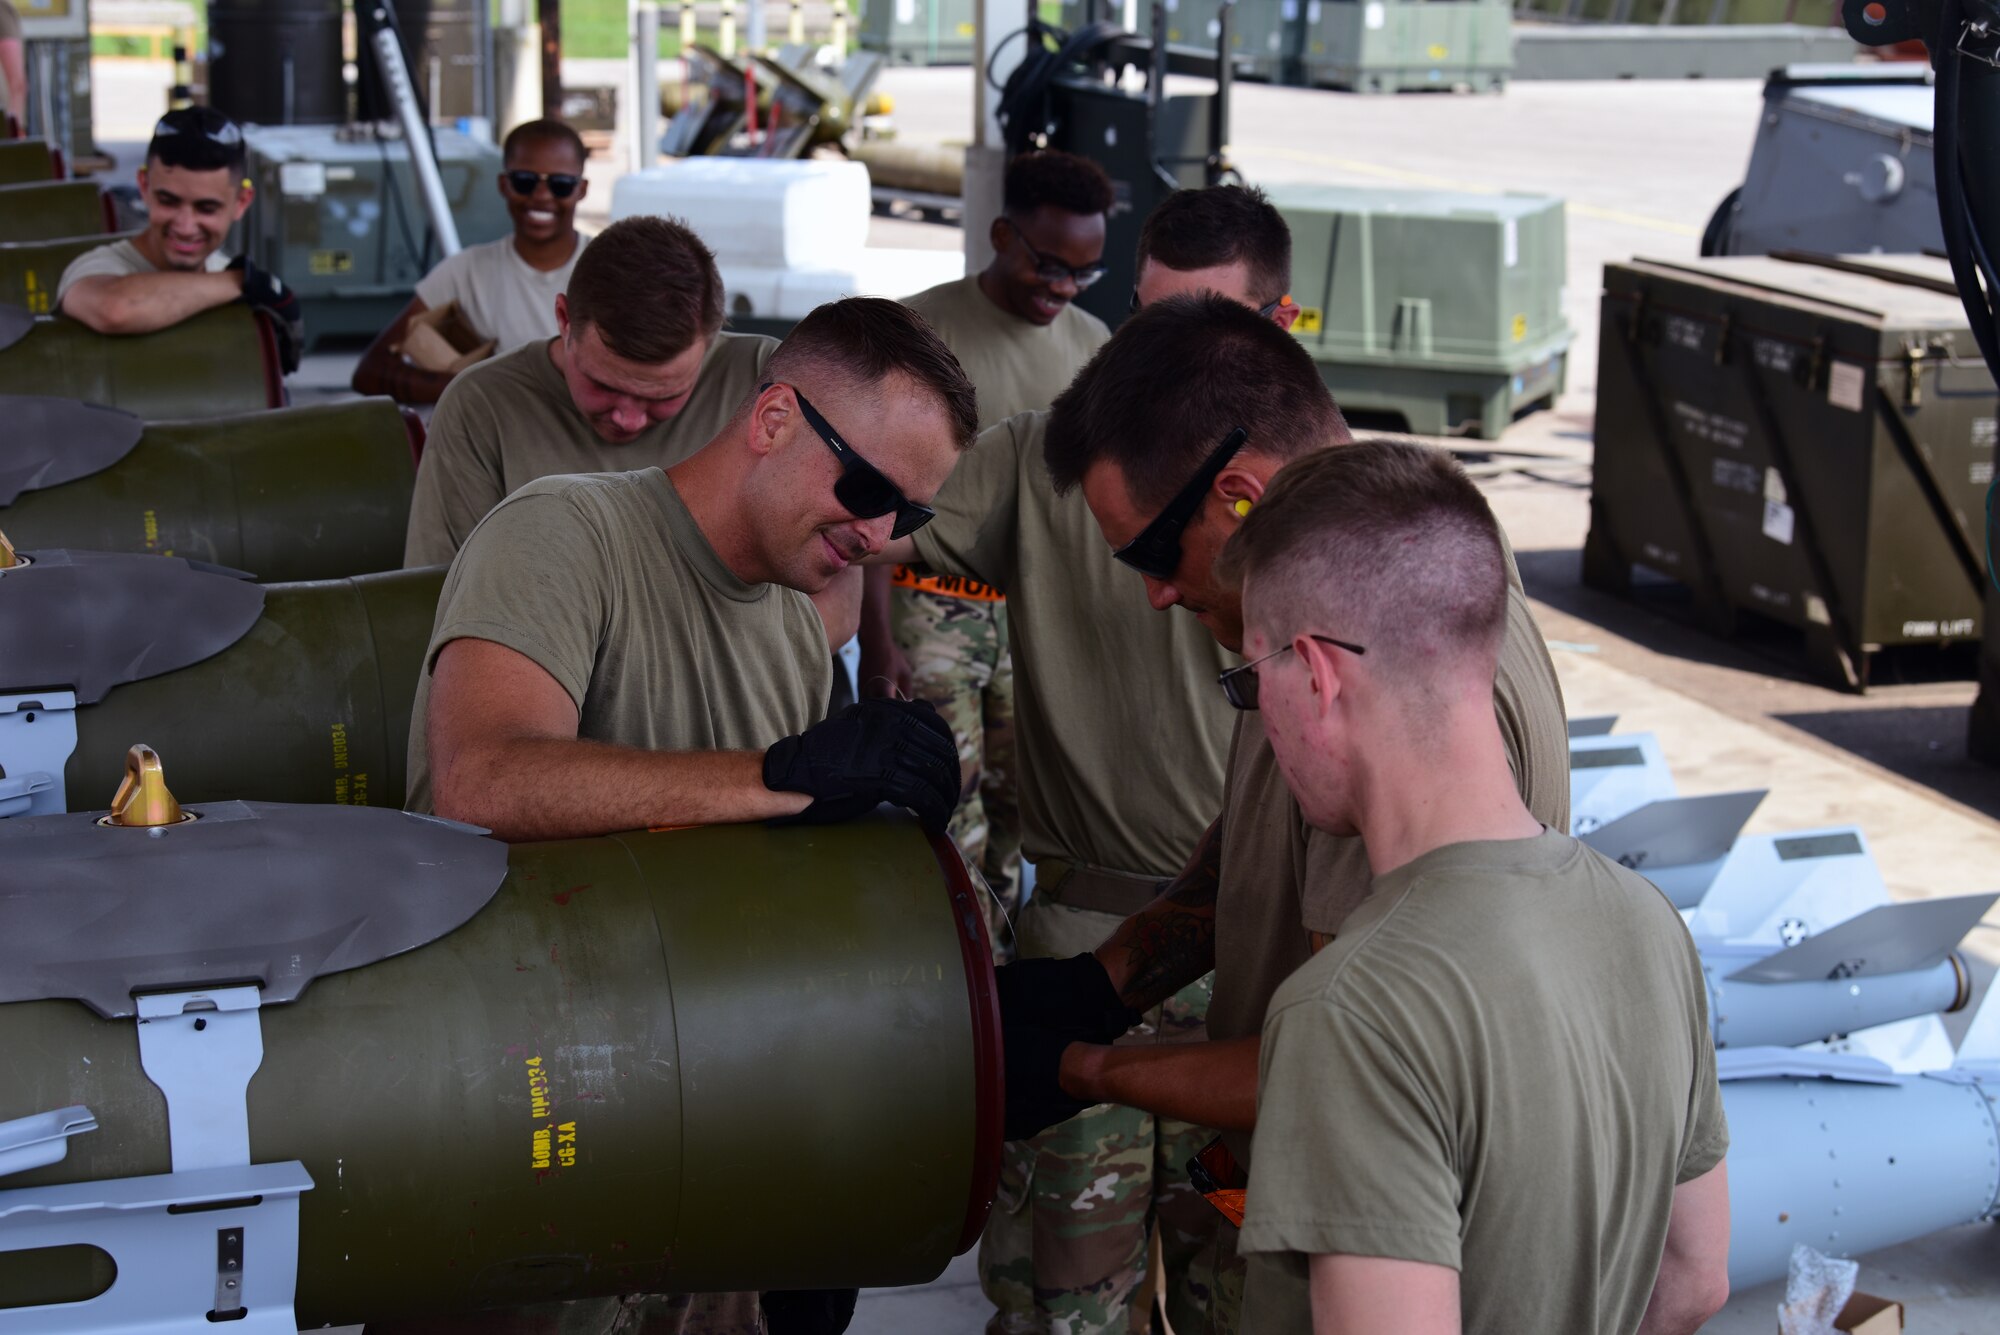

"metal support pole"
[681,0,698,48]
[966,0,1030,273]
[634,3,661,171]
[539,0,564,118]
[369,19,464,256]
[747,0,768,51]
[831,0,850,51]
[789,0,804,43]
[720,0,738,55]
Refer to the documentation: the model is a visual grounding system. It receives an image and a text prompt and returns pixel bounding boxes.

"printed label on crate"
[1827,360,1866,413]
[1672,401,1748,450]
[1762,499,1795,546]
[1763,467,1787,505]
[1973,417,1996,449]
[1902,617,1977,639]
[280,162,328,198]
[309,250,355,276]
[1712,458,1759,496]
[1295,307,1324,334]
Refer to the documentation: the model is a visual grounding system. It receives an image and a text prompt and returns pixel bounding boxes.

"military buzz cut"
[1137,185,1293,306]
[502,118,588,167]
[1219,438,1512,689]
[764,297,982,452]
[1002,150,1115,221]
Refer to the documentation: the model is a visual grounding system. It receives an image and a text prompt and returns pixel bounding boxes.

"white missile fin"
[1725,893,1999,983]
[1715,1047,1903,1085]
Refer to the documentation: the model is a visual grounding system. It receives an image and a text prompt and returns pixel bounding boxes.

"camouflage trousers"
[365,1291,764,1334]
[893,584,1022,960]
[979,891,1241,1335]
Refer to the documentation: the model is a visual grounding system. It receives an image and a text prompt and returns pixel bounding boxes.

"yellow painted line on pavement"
[1237,144,1701,238]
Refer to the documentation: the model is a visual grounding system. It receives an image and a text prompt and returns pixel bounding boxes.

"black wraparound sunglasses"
[1112,428,1249,580]
[765,383,937,539]
[505,170,582,199]
[1218,635,1367,710]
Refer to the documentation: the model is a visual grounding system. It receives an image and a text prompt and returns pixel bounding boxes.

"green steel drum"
[0,304,282,417]
[0,814,1003,1320]
[0,231,142,316]
[2,399,416,580]
[57,566,444,811]
[0,180,105,243]
[0,139,60,186]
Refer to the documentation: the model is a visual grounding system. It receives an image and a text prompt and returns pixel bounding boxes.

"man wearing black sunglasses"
[57,106,304,370]
[409,296,975,841]
[995,294,1571,1333]
[406,303,978,1332]
[353,119,592,405]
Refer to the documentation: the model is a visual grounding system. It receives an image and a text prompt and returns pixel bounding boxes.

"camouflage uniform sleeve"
[909,411,1030,590]
[404,375,509,568]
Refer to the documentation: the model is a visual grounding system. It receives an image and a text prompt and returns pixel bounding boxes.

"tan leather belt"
[1035,859,1163,917]
[893,565,1004,603]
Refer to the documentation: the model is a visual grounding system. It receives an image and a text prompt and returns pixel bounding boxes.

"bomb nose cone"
[102,744,190,827]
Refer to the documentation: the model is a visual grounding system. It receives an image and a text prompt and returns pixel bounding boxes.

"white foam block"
[611,158,873,271]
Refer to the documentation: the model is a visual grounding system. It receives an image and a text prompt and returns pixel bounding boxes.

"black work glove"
[229,255,304,374]
[762,696,960,829]
[996,952,1140,1045]
[761,1288,858,1335]
[1002,1017,1091,1142]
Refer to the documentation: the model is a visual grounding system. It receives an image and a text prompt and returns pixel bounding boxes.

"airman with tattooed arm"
[989,292,1574,1331]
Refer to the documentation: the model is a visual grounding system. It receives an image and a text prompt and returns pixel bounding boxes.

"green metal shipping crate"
[239,125,511,348]
[1230,0,1299,80]
[1296,0,1512,93]
[862,0,980,65]
[1585,254,1996,690]
[1267,183,1570,438]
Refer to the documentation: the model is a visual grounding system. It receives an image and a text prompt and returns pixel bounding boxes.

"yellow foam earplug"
[1233,499,1253,517]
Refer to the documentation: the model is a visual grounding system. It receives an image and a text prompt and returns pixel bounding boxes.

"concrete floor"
[81,55,2000,1334]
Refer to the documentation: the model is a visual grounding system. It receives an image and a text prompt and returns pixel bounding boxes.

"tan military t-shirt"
[1209,557,1570,1164]
[1239,830,1729,1335]
[414,232,587,354]
[55,238,232,308]
[404,467,829,813]
[904,274,1108,429]
[911,410,1236,877]
[404,331,776,567]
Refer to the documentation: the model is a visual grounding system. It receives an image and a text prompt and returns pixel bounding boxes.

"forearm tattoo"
[1118,818,1224,1007]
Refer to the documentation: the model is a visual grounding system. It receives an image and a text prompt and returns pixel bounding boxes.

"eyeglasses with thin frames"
[763,383,937,540]
[1013,228,1108,291]
[1111,428,1249,580]
[1218,635,1367,710]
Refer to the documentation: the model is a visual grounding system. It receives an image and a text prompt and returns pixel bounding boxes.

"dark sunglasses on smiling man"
[762,382,937,539]
[505,170,582,199]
